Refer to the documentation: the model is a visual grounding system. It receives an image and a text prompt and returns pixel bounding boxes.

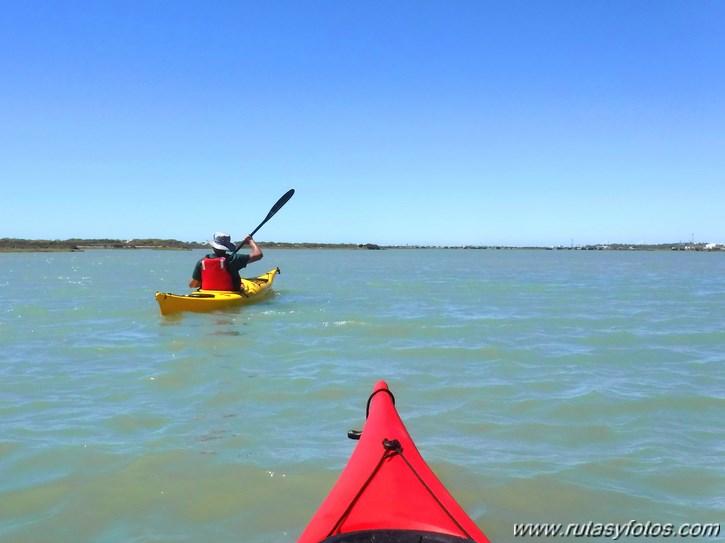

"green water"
[1,249,723,542]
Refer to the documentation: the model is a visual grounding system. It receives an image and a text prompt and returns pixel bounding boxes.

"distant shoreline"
[1,238,722,253]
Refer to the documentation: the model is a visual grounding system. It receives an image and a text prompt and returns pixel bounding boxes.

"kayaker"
[188,232,263,291]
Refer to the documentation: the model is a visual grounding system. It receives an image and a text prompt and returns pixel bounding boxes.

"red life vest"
[201,257,234,290]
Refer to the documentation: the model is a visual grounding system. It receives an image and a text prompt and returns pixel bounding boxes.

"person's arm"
[189,260,202,288]
[242,235,263,263]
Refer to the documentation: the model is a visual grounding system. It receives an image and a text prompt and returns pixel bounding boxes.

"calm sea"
[1,249,723,542]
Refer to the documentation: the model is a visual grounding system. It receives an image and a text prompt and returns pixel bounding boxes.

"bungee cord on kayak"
[298,381,489,543]
[365,386,396,418]
[326,437,476,541]
[381,439,477,542]
[325,439,399,537]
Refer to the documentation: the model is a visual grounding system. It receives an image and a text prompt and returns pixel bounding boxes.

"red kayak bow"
[299,380,490,543]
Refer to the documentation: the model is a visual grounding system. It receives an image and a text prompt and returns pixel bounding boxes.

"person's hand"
[242,235,253,246]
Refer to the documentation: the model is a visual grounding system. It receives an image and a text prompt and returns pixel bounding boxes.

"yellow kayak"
[155,267,280,316]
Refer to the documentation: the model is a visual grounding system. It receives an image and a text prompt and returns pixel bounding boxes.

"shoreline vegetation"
[1,238,722,253]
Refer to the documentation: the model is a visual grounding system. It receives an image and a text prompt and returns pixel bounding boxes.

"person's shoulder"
[228,252,250,264]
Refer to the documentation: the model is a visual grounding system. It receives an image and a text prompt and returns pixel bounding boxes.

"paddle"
[232,189,295,254]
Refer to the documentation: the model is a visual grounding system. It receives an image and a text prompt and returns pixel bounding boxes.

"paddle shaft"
[233,189,294,254]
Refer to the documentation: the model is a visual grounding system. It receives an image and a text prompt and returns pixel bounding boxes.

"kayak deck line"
[298,380,490,543]
[364,386,396,418]
[327,436,479,542]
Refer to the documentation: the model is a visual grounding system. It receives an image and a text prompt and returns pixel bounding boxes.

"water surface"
[1,249,723,542]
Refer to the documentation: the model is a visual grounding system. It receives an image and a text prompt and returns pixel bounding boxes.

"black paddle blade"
[249,189,295,238]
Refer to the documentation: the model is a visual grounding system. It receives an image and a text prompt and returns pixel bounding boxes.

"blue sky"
[2,1,723,246]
